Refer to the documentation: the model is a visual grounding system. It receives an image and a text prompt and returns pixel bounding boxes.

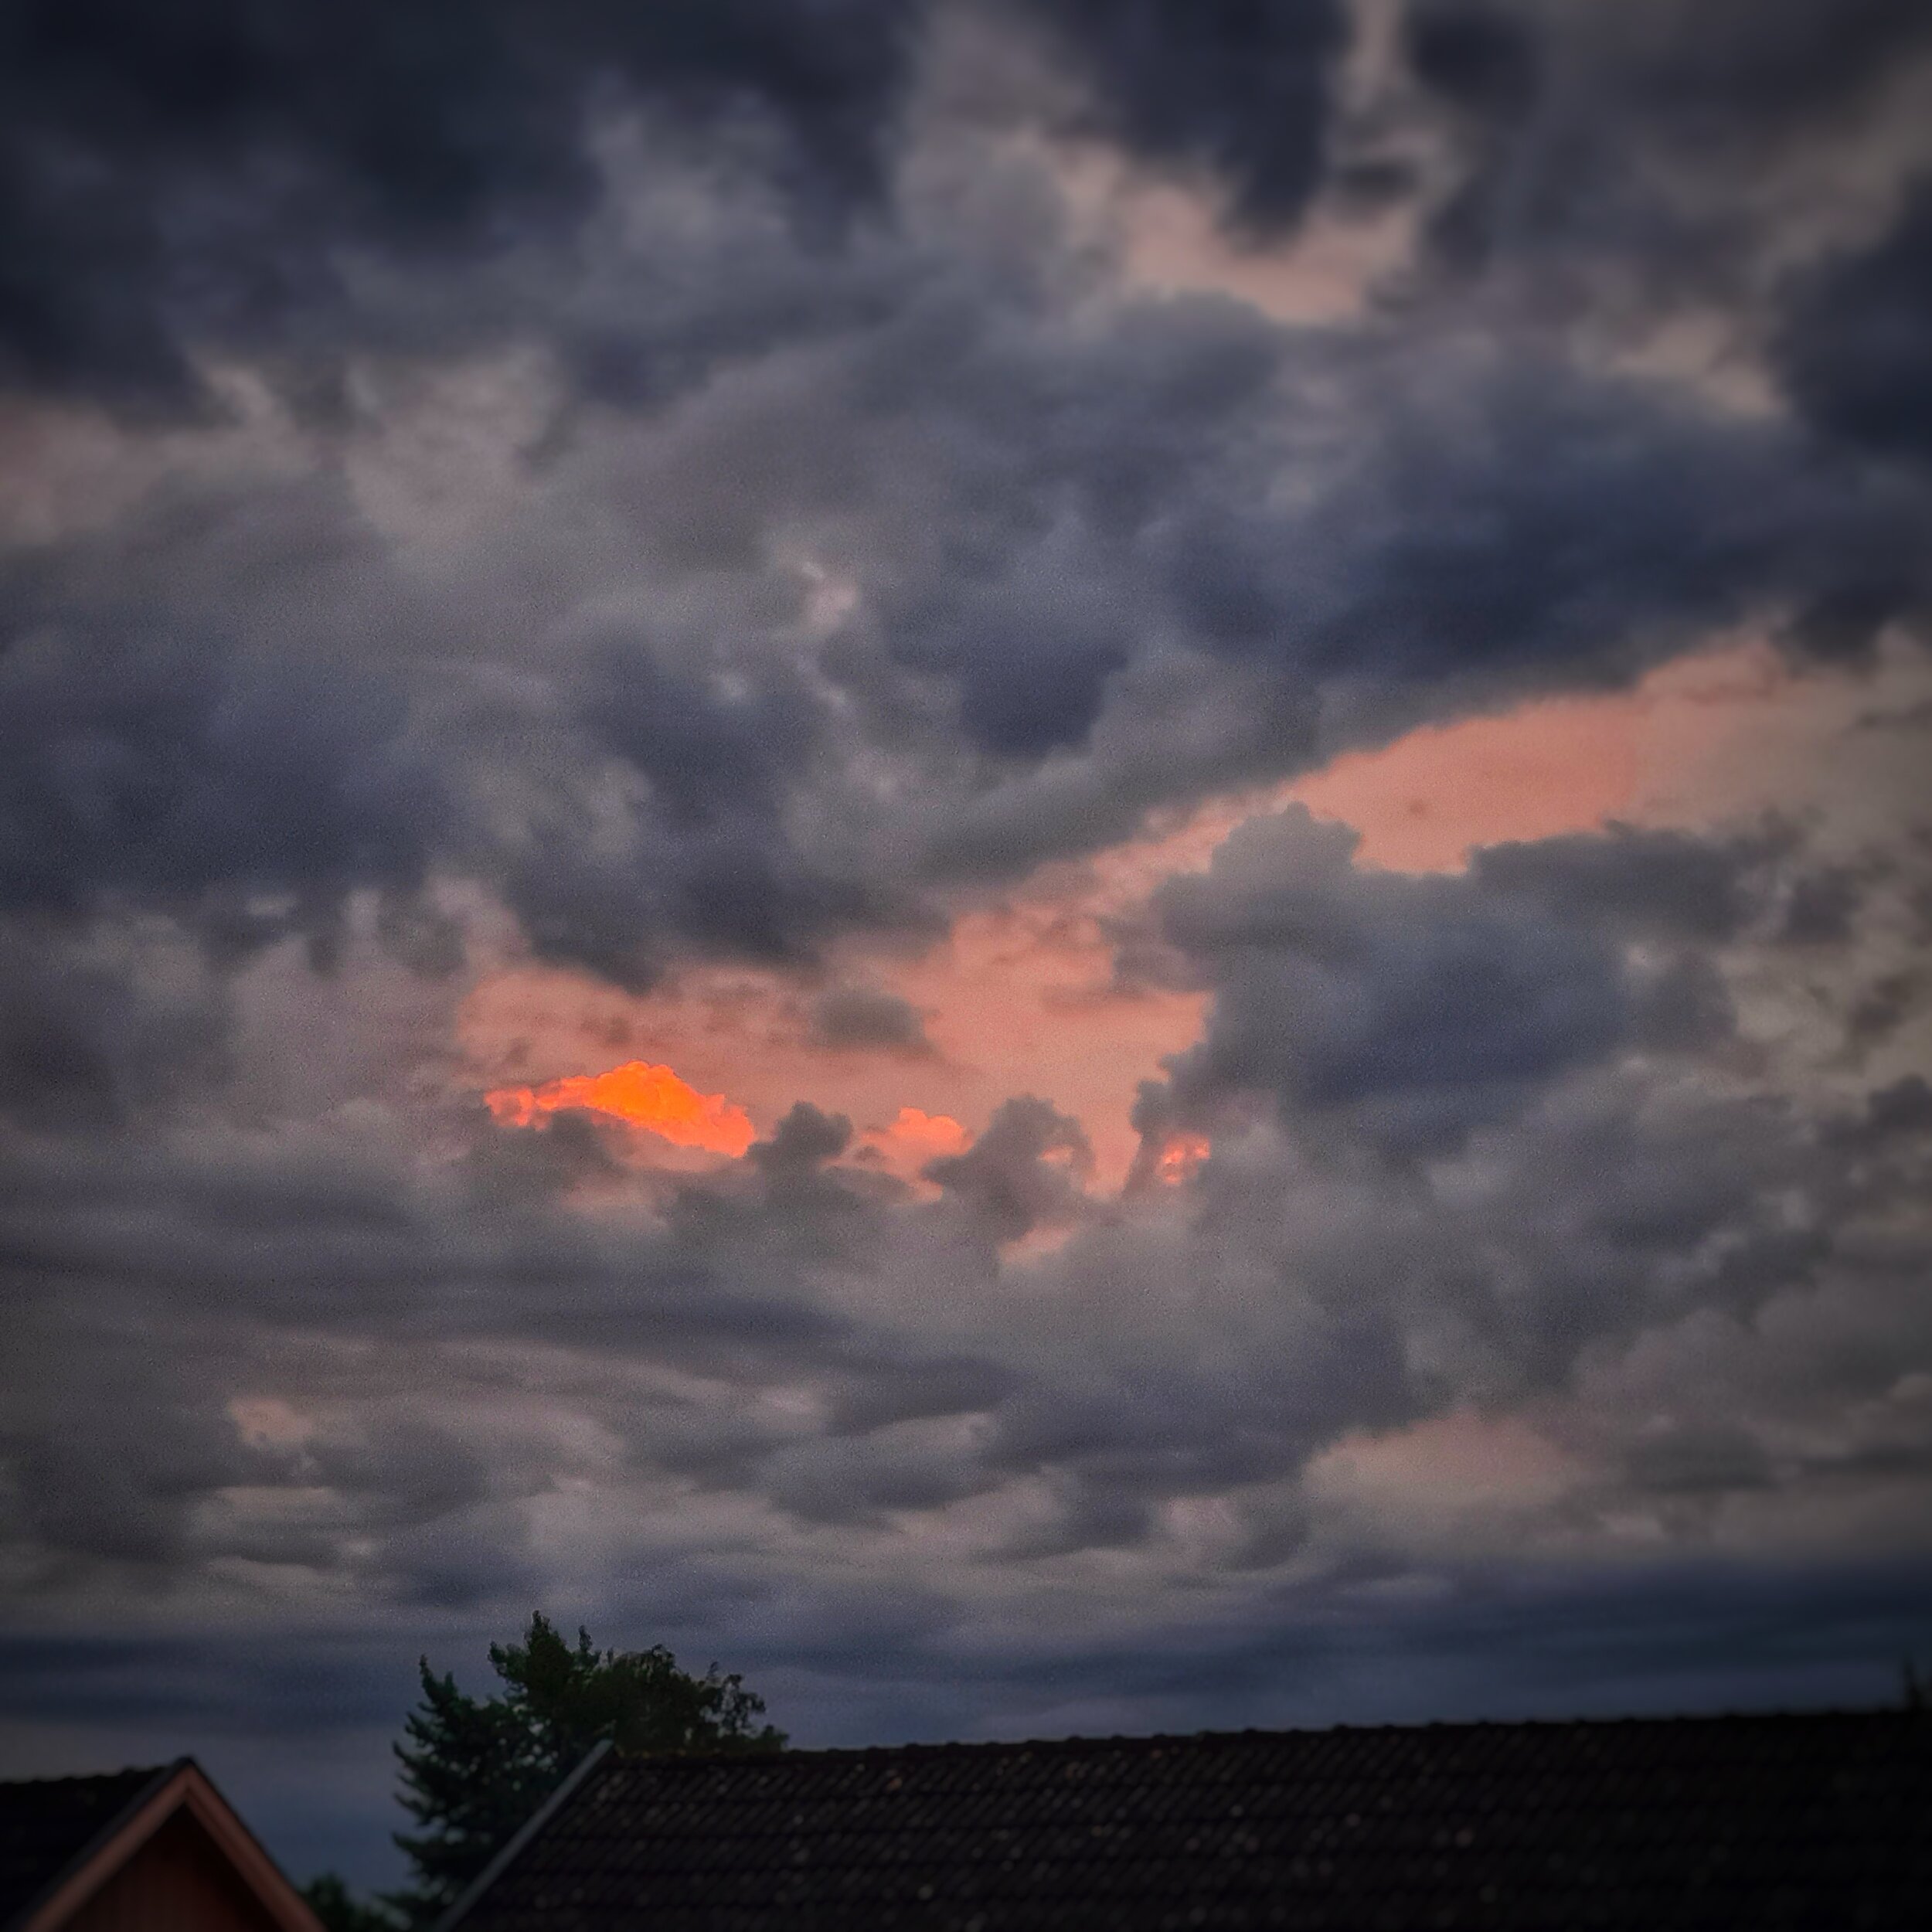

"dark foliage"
[388,1612,784,1922]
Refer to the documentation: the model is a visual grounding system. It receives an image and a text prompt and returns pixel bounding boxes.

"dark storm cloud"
[495,634,923,987]
[0,459,896,988]
[847,294,1929,876]
[1631,0,1932,129]
[498,752,905,995]
[0,0,927,404]
[5,1403,267,1566]
[0,924,228,1131]
[828,298,1931,887]
[2,125,1922,988]
[583,641,817,830]
[0,535,451,960]
[1842,972,1928,1059]
[859,285,1287,767]
[0,0,1355,413]
[927,1095,1094,1242]
[1157,349,1932,714]
[1778,863,1866,945]
[808,986,936,1055]
[1110,804,1932,1416]
[886,1556,1932,1736]
[0,1121,864,1577]
[1016,0,1350,232]
[2,1121,827,1348]
[1150,808,1747,1151]
[1468,824,1781,943]
[1406,0,1932,148]
[1827,1074,1932,1152]
[1404,4,1539,128]
[1623,1423,1772,1498]
[1776,178,1932,468]
[0,1628,409,1736]
[1141,797,1932,1161]
[1396,0,1932,295]
[750,1100,856,1174]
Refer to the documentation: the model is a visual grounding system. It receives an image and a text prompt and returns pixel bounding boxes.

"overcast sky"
[2,0,1930,1892]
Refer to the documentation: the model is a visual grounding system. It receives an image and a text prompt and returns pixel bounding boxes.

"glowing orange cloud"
[852,1107,971,1186]
[1155,1132,1212,1185]
[868,1107,971,1158]
[486,1060,756,1157]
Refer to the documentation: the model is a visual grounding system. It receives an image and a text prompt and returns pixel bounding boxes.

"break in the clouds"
[2,0,1930,1893]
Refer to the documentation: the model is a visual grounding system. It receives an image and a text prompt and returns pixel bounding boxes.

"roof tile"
[454,1711,1931,1930]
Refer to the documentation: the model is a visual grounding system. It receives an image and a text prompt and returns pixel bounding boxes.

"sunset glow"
[852,1107,971,1185]
[485,1060,757,1157]
[1155,1132,1213,1185]
[454,643,1881,1199]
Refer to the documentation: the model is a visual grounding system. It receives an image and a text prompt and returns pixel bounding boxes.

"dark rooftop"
[449,1709,1931,1931]
[0,1764,167,1925]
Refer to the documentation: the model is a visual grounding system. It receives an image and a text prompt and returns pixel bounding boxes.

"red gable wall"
[61,1808,283,1932]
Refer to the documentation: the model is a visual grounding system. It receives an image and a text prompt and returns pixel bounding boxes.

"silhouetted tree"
[387,1612,784,1923]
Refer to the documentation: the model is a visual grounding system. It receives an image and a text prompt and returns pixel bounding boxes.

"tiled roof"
[450,1710,1930,1931]
[0,1765,167,1925]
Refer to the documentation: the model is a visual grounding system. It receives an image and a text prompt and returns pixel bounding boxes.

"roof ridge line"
[587,1702,1914,1769]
